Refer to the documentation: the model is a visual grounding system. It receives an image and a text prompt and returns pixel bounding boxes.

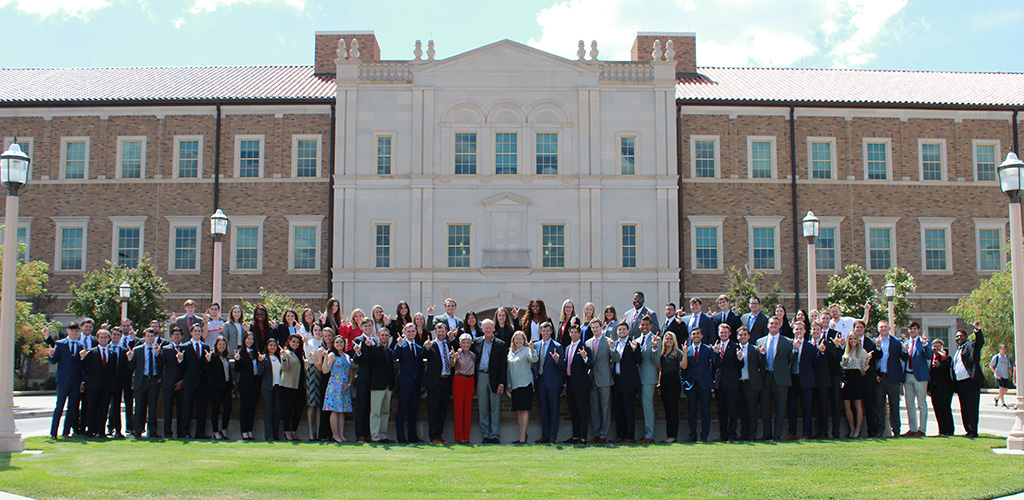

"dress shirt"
[480,338,492,369]
[766,334,777,372]
[615,339,625,375]
[791,344,801,374]
[879,336,890,373]
[739,343,750,380]
[270,356,282,386]
[953,345,970,381]
[689,313,701,331]
[567,340,579,376]
[530,321,541,342]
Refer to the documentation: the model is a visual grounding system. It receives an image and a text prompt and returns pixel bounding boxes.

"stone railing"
[597,62,655,82]
[482,249,531,269]
[358,62,413,82]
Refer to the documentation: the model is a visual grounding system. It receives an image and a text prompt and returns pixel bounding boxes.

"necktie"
[188,316,193,331]
[540,341,546,375]
[748,314,755,330]
[195,342,201,358]
[909,340,915,370]
[767,337,775,371]
[146,347,154,376]
[690,314,698,330]
[720,344,726,360]
[440,342,448,374]
[101,348,107,366]
[567,342,574,376]
[632,310,640,330]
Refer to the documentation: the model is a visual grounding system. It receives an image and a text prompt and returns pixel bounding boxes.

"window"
[747,137,775,179]
[973,140,999,182]
[919,217,954,274]
[536,132,558,174]
[541,224,565,268]
[495,132,518,175]
[61,137,89,180]
[375,223,391,268]
[3,137,33,163]
[117,137,145,179]
[454,133,477,175]
[234,227,260,271]
[975,219,1007,273]
[928,326,950,348]
[109,216,147,270]
[864,217,899,272]
[285,215,323,273]
[620,136,636,175]
[447,224,471,268]
[621,224,637,268]
[235,136,264,178]
[293,135,320,178]
[746,216,783,272]
[376,135,392,175]
[919,140,945,181]
[1,219,31,263]
[687,215,726,273]
[817,227,836,270]
[52,217,89,273]
[166,216,203,273]
[691,136,718,178]
[808,138,835,180]
[863,139,890,180]
[174,136,202,178]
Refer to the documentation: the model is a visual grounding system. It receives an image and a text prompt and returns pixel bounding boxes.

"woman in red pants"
[450,333,477,444]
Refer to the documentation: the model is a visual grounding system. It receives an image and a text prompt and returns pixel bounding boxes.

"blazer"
[471,336,508,392]
[233,347,261,385]
[257,356,280,391]
[681,312,715,344]
[682,342,720,391]
[951,328,985,385]
[811,338,837,387]
[557,317,579,347]
[48,336,84,388]
[180,341,209,390]
[793,341,819,388]
[222,323,245,349]
[129,343,163,390]
[613,339,643,390]
[351,335,377,389]
[272,324,296,346]
[432,314,464,332]
[563,340,593,392]
[586,333,620,388]
[715,339,744,390]
[81,346,119,391]
[637,332,661,385]
[712,310,743,338]
[175,315,205,336]
[158,344,185,390]
[371,345,395,391]
[279,349,302,390]
[532,339,566,389]
[740,312,770,342]
[205,355,233,389]
[506,346,538,390]
[929,352,954,394]
[905,336,931,381]
[875,335,909,383]
[622,307,659,338]
[421,339,452,390]
[493,317,520,345]
[108,344,131,389]
[662,315,686,338]
[393,340,424,389]
[739,342,766,391]
[756,334,797,387]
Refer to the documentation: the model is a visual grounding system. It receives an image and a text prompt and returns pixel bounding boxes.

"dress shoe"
[901,430,916,437]
[699,437,708,443]
[561,438,576,444]
[534,438,550,444]
[621,439,635,444]
[592,438,607,444]
[195,434,211,439]
[410,438,423,443]
[915,431,926,437]
[684,437,697,443]
[49,434,57,440]
[638,438,655,444]
[431,439,443,444]
[378,439,395,444]
[781,434,798,441]
[356,437,366,443]
[816,435,829,440]
[712,437,727,442]
[799,436,811,440]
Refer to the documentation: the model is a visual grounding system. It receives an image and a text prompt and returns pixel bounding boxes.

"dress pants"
[86,386,113,437]
[237,382,258,434]
[954,378,980,436]
[589,385,612,440]
[180,386,207,437]
[50,383,81,437]
[737,380,759,441]
[863,375,880,435]
[353,383,372,440]
[475,373,501,441]
[370,388,393,441]
[716,387,739,440]
[760,375,787,440]
[162,387,182,437]
[686,387,712,439]
[427,377,452,441]
[263,388,279,440]
[452,375,474,442]
[877,377,902,436]
[931,388,955,435]
[786,377,813,437]
[207,385,232,432]
[76,388,88,434]
[660,381,681,439]
[280,386,303,433]
[537,383,561,440]
[828,376,844,438]
[903,375,929,433]
[566,385,589,440]
[640,383,657,439]
[612,381,637,440]
[133,377,159,436]
[108,385,132,434]
[395,386,421,442]
[812,384,830,437]
[318,372,332,439]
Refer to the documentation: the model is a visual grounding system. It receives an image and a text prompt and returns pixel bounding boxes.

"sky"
[0,0,1021,73]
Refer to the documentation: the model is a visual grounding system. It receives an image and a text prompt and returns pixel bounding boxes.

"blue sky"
[1,0,1021,72]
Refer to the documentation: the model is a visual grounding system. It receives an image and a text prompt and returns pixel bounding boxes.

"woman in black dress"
[839,333,869,438]
[658,332,686,443]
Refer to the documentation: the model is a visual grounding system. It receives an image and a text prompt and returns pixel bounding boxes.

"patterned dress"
[323,352,352,412]
[304,340,324,406]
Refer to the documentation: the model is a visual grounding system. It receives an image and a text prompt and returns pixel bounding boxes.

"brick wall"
[631,33,697,75]
[314,31,381,75]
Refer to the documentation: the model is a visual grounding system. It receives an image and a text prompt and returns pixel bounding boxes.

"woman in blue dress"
[321,335,353,442]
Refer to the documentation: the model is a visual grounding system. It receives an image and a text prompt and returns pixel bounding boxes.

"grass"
[0,436,1022,499]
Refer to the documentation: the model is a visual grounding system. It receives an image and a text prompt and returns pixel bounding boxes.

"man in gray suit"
[636,316,661,443]
[622,291,659,339]
[586,320,619,444]
[756,316,797,440]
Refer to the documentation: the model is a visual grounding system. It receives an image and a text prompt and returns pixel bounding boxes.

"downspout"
[677,102,685,305]
[214,103,221,209]
[790,105,800,309]
[1014,109,1019,154]
[327,103,336,298]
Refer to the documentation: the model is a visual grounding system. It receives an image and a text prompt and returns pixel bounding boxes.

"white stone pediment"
[482,193,531,208]
[411,40,601,78]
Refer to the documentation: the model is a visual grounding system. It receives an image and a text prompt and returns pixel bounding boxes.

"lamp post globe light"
[802,210,820,312]
[998,151,1024,451]
[0,141,30,452]
[119,281,132,322]
[210,209,228,307]
[883,279,896,328]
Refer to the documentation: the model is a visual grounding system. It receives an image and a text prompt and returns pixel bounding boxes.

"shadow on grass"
[0,453,18,471]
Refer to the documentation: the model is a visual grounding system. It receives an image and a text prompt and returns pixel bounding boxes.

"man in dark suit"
[80,328,118,437]
[874,320,908,437]
[562,322,592,443]
[785,322,818,440]
[472,319,507,444]
[740,297,770,343]
[351,318,378,442]
[422,322,454,444]
[712,323,742,442]
[393,323,424,443]
[756,316,796,440]
[179,323,209,439]
[735,326,764,441]
[74,318,97,435]
[533,321,565,443]
[611,322,642,442]
[809,322,838,439]
[158,326,186,438]
[929,338,955,436]
[128,328,162,438]
[682,297,715,345]
[683,327,719,442]
[432,297,464,332]
[47,322,84,439]
[712,295,742,339]
[662,303,685,338]
[105,328,131,438]
[952,322,985,437]
[364,328,395,443]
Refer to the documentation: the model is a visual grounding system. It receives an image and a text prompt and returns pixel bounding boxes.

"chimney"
[314,31,381,76]
[631,32,696,76]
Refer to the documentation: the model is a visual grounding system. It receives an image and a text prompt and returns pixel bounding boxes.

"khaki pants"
[369,389,392,441]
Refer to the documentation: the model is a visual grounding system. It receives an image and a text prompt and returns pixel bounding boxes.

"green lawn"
[1,436,1022,499]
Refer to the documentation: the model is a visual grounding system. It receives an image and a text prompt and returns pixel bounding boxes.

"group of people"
[46,292,1003,444]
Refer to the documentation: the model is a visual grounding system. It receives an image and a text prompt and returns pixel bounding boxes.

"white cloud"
[0,0,111,18]
[188,0,304,14]
[529,0,908,68]
[173,17,186,28]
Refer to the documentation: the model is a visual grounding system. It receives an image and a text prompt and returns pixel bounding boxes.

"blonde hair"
[661,332,683,358]
[582,302,596,322]
[510,330,527,347]
[560,299,576,323]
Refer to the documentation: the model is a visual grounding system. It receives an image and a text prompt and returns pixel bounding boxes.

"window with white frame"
[286,215,323,273]
[454,133,477,175]
[747,136,775,179]
[621,224,637,268]
[690,136,718,178]
[448,224,471,268]
[293,135,321,178]
[919,217,953,274]
[620,136,636,175]
[235,136,264,178]
[918,139,946,182]
[922,314,957,349]
[3,137,33,164]
[61,137,89,180]
[0,217,32,263]
[863,138,891,180]
[973,140,1000,182]
[746,216,783,272]
[815,216,844,273]
[375,223,391,268]
[974,218,1007,273]
[174,136,202,179]
[166,216,203,273]
[229,215,265,273]
[687,215,725,273]
[541,224,565,268]
[52,216,89,273]
[117,136,146,179]
[109,216,147,270]
[864,217,899,272]
[376,135,392,175]
[808,137,836,180]
[536,132,558,175]
[495,132,518,175]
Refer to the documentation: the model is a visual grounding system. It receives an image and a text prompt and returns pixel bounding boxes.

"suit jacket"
[352,335,376,389]
[471,336,508,392]
[175,315,204,336]
[715,339,744,390]
[420,339,450,390]
[368,344,394,391]
[108,344,130,389]
[740,312,770,342]
[637,332,661,385]
[662,315,686,338]
[222,323,244,349]
[929,352,954,394]
[613,339,643,390]
[158,344,185,390]
[129,343,164,390]
[180,341,209,390]
[393,340,424,389]
[622,307,660,339]
[563,341,593,392]
[739,343,766,391]
[586,334,620,388]
[533,339,566,389]
[48,336,84,388]
[205,355,233,389]
[232,347,260,385]
[811,337,837,387]
[756,334,796,387]
[683,342,720,391]
[905,336,931,381]
[82,346,118,391]
[793,341,819,388]
[432,314,464,332]
[876,335,908,383]
[712,310,742,339]
[681,313,715,344]
[951,328,985,385]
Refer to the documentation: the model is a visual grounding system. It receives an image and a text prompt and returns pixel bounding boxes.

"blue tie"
[748,314,755,331]
[767,337,775,371]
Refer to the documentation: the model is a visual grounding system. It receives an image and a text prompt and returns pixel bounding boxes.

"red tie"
[909,340,914,370]
[196,343,201,358]
[101,348,107,366]
[567,345,574,376]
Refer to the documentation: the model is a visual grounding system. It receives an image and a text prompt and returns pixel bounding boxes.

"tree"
[725,265,782,315]
[825,264,883,330]
[0,233,53,382]
[242,288,309,324]
[884,267,917,329]
[67,255,169,328]
[950,265,1013,357]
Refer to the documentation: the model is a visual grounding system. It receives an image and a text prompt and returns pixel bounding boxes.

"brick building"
[0,30,1021,350]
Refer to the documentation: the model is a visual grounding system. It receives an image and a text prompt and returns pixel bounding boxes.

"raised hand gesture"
[863,302,872,312]
[398,335,408,347]
[100,322,111,331]
[606,337,615,349]
[818,341,827,353]
[629,339,638,351]
[233,349,241,361]
[448,327,458,340]
[353,342,362,355]
[527,340,535,351]
[424,339,435,349]
[972,320,981,331]
[736,345,744,360]
[42,324,50,338]
[79,347,89,359]
[652,335,661,350]
[426,303,436,315]
[257,352,266,362]
[713,340,722,354]
[126,348,134,360]
[170,313,178,324]
[204,351,212,361]
[550,350,560,362]
[176,349,185,362]
[511,307,521,318]
[579,348,588,359]
[758,343,767,355]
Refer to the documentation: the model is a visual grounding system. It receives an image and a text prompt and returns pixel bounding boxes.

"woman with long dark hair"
[279,334,305,441]
[250,305,273,352]
[273,309,300,345]
[461,311,482,339]
[233,331,261,440]
[321,298,343,332]
[521,299,549,342]
[259,338,282,441]
[601,305,618,337]
[387,301,414,338]
[775,304,793,339]
[493,307,521,344]
[205,336,233,440]
[298,308,317,341]
[412,312,432,345]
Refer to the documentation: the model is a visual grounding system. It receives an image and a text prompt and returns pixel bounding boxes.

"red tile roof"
[0,66,335,103]
[677,67,1024,108]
